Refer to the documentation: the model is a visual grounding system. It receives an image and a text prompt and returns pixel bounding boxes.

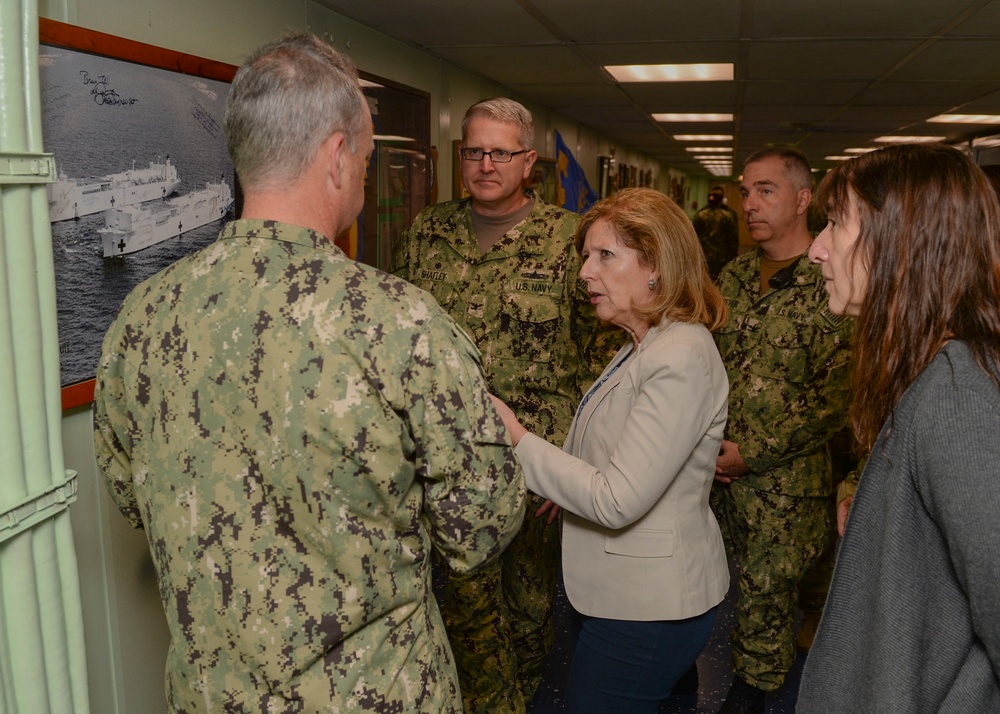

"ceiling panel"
[433,46,606,85]
[752,0,977,38]
[747,41,926,81]
[532,0,744,42]
[315,0,1000,177]
[321,0,555,47]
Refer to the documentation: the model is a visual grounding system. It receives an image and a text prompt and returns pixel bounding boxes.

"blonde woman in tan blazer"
[492,188,730,714]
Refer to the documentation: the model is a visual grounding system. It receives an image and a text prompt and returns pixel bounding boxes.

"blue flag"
[555,131,597,214]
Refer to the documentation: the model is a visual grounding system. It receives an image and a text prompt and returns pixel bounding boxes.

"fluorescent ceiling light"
[685,147,732,153]
[973,136,1000,148]
[653,113,734,122]
[844,147,878,154]
[373,134,415,142]
[825,156,854,161]
[874,135,945,143]
[605,63,733,83]
[928,114,1000,124]
[673,134,733,141]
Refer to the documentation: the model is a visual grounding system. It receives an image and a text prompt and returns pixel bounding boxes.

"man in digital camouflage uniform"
[712,147,853,714]
[693,184,740,279]
[93,34,525,714]
[392,97,613,714]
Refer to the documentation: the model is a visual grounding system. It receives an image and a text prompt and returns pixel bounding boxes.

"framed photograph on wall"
[526,157,557,205]
[39,19,238,410]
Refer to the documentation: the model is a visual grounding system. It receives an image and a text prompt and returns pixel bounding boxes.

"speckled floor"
[526,561,806,714]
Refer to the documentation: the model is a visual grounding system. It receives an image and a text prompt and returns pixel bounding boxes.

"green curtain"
[0,0,90,711]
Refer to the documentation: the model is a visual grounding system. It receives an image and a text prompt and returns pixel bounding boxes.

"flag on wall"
[555,130,597,214]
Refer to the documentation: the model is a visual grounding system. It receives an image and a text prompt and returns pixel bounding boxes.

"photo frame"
[526,157,557,205]
[39,19,238,410]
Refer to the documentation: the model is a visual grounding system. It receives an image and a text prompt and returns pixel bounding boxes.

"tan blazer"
[515,319,730,621]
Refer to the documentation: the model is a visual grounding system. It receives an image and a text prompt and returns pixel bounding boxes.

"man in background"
[712,147,853,714]
[393,97,613,714]
[693,184,740,279]
[94,34,524,713]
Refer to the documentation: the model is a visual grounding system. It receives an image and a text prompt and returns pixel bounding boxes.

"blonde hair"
[461,97,535,150]
[576,188,727,330]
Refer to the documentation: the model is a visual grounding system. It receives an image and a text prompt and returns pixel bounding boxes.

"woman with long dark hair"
[798,143,1000,712]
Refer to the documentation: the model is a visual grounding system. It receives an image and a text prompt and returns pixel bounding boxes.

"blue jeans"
[564,607,718,713]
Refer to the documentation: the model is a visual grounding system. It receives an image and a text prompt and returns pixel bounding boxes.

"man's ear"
[796,188,813,215]
[326,132,348,189]
[521,149,538,180]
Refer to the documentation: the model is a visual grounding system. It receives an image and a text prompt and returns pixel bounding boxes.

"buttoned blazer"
[515,319,730,620]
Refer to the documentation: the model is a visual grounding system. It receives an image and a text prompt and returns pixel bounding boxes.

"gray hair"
[461,97,535,150]
[744,146,813,192]
[224,33,369,190]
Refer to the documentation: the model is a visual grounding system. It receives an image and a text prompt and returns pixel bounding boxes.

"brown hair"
[575,188,728,330]
[817,143,1000,450]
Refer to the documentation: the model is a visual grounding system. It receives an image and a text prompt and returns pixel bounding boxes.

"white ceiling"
[319,0,1000,176]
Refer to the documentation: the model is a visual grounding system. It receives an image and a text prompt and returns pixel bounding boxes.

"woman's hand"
[837,495,853,536]
[535,498,562,524]
[489,394,528,446]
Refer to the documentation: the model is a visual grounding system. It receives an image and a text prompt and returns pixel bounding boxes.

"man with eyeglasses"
[392,97,613,714]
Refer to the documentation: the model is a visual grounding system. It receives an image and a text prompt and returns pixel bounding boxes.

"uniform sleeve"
[92,316,144,529]
[517,344,719,529]
[390,213,421,282]
[918,380,1000,671]
[403,313,526,573]
[739,310,853,475]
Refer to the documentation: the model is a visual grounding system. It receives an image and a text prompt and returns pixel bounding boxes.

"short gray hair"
[224,33,369,189]
[461,97,535,150]
[744,146,813,192]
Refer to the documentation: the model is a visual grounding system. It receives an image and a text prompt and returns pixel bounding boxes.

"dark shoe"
[672,662,699,695]
[796,610,821,653]
[717,676,766,714]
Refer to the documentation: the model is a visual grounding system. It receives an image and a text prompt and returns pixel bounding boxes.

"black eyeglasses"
[460,147,528,163]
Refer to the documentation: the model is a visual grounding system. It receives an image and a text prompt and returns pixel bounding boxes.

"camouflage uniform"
[692,203,740,279]
[711,249,853,691]
[94,219,526,714]
[393,189,612,713]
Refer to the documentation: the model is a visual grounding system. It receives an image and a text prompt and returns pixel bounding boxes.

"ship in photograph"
[47,158,182,222]
[100,179,233,257]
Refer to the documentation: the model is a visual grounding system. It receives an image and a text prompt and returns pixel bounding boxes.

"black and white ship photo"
[41,44,236,388]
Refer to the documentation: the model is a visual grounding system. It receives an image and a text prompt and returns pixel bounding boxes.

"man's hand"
[715,439,750,484]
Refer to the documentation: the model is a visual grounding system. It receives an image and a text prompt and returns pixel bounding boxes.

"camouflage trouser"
[796,493,838,614]
[711,481,835,691]
[440,492,560,714]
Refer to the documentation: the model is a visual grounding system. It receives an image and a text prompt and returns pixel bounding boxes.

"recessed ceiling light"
[685,147,732,153]
[673,134,734,141]
[873,135,945,143]
[928,114,1000,124]
[653,113,734,122]
[605,63,733,83]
